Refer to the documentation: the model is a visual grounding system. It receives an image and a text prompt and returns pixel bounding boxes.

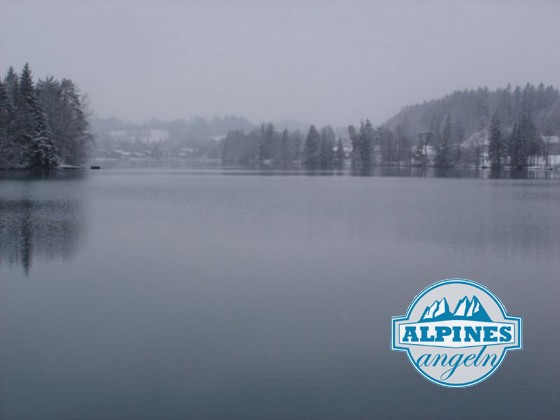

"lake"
[1,167,559,419]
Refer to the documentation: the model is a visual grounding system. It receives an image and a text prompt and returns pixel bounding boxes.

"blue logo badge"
[391,278,522,387]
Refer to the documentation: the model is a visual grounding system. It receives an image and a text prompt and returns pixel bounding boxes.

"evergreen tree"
[281,128,290,166]
[497,84,512,126]
[348,124,359,167]
[1,64,90,168]
[303,125,321,166]
[28,101,58,169]
[0,82,12,133]
[521,117,544,164]
[512,86,522,121]
[395,124,411,165]
[358,119,374,167]
[508,122,524,169]
[18,64,58,169]
[518,115,540,166]
[521,83,536,117]
[258,123,275,164]
[1,68,23,165]
[319,125,335,168]
[0,81,11,163]
[434,114,451,167]
[335,138,345,167]
[4,66,19,108]
[13,64,37,165]
[37,77,91,165]
[222,129,259,165]
[488,111,504,169]
[378,127,397,164]
[507,116,539,169]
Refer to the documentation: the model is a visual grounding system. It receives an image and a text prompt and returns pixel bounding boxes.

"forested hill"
[0,64,91,169]
[383,83,560,143]
[221,83,560,170]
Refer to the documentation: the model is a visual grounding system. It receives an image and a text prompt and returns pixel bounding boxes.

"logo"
[391,278,522,387]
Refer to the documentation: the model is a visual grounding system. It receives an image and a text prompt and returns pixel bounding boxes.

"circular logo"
[391,278,522,387]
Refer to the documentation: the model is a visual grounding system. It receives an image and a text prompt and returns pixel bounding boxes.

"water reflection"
[351,165,558,179]
[0,173,84,275]
[88,158,560,179]
[0,168,559,418]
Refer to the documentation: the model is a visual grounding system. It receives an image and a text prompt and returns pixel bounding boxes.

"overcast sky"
[2,0,560,126]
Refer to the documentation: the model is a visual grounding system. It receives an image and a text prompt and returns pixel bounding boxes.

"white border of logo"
[391,278,522,388]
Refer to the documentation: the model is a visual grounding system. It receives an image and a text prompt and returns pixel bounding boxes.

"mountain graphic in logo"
[392,279,522,387]
[419,296,492,322]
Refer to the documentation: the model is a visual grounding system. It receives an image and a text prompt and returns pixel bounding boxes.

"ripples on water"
[0,167,559,418]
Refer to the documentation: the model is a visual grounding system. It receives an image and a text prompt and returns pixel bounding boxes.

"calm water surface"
[1,168,559,419]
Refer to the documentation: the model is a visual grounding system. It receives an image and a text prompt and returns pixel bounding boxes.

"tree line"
[353,83,560,169]
[0,64,91,169]
[222,113,550,170]
[487,112,542,169]
[351,110,552,169]
[222,83,560,170]
[222,123,345,169]
[385,83,560,141]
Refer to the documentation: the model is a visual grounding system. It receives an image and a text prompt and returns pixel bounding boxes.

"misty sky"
[2,0,560,126]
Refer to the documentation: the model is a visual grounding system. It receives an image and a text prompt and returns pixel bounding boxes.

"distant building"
[542,136,559,152]
[542,136,560,166]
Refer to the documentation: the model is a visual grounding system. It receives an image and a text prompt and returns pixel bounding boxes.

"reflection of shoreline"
[89,159,559,179]
[0,197,84,275]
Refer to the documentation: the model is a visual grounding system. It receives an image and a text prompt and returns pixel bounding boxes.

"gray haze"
[2,0,560,126]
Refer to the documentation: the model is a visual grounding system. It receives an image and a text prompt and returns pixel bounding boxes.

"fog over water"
[2,1,560,418]
[2,0,560,125]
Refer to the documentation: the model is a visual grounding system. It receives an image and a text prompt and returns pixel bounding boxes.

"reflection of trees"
[0,198,83,275]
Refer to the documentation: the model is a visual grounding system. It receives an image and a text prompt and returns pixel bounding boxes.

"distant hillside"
[89,115,256,160]
[268,120,310,133]
[91,115,255,143]
[383,83,560,143]
[89,116,318,161]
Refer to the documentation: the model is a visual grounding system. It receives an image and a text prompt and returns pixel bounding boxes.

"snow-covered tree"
[508,115,539,169]
[0,70,21,166]
[1,64,90,168]
[4,66,19,108]
[0,81,11,162]
[17,63,58,169]
[488,111,504,169]
[36,77,91,165]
